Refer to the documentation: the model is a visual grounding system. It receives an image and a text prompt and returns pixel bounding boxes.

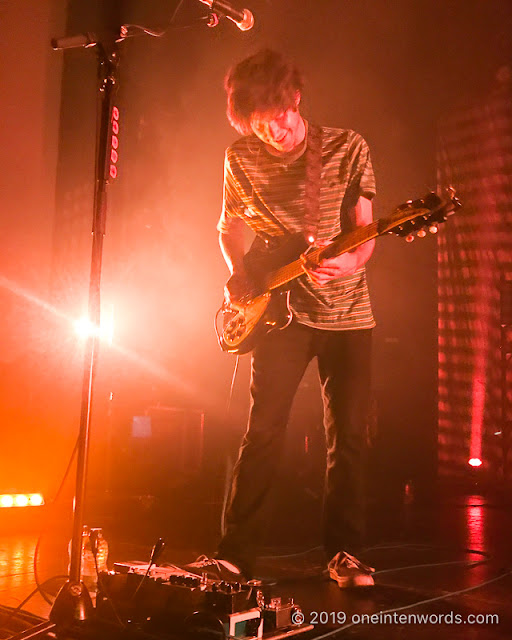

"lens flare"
[74,309,114,344]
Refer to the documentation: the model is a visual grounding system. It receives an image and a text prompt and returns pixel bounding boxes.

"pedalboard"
[96,561,313,640]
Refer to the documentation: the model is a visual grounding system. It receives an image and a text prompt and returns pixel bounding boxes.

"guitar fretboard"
[264,220,380,291]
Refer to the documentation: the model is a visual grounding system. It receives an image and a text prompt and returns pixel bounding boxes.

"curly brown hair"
[225,49,304,135]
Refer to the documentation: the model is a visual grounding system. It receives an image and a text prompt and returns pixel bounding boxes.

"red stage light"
[468,457,482,467]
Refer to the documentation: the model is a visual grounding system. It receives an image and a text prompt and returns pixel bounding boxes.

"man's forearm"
[219,223,246,275]
[349,195,374,269]
[352,237,375,270]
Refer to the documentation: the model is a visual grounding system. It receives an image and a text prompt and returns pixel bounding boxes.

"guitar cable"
[220,353,240,538]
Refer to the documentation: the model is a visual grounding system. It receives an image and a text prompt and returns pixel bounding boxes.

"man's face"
[250,98,304,153]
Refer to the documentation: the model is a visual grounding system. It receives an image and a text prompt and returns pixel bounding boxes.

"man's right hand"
[224,269,253,304]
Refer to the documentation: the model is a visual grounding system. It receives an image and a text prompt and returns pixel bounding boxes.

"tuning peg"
[405,234,415,243]
[417,229,427,238]
[428,224,439,234]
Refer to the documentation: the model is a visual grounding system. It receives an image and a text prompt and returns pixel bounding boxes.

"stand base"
[49,580,94,628]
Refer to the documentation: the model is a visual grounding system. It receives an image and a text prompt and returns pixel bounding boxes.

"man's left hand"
[301,251,359,286]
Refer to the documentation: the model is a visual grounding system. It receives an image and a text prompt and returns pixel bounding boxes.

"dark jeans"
[217,321,372,577]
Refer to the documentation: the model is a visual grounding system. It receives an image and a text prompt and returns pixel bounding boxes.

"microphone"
[199,0,254,31]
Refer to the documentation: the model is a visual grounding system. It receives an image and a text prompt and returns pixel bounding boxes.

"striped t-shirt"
[217,124,376,330]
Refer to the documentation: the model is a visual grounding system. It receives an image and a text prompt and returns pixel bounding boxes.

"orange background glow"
[0,0,511,503]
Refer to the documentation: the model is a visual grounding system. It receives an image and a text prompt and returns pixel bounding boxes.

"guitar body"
[217,191,461,355]
[219,290,293,354]
[219,234,306,354]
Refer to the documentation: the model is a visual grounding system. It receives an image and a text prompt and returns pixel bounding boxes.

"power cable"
[0,577,67,631]
[32,438,79,605]
[221,355,240,538]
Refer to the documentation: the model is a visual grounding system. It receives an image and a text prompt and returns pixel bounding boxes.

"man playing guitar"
[207,49,376,587]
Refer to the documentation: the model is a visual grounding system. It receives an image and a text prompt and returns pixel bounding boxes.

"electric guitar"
[216,190,461,354]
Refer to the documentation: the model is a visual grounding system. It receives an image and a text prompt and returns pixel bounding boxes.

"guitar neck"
[264,220,380,291]
[262,196,453,292]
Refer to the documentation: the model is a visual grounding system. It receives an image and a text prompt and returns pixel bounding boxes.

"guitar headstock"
[378,189,461,242]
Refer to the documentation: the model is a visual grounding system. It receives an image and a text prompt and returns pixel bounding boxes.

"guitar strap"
[303,122,323,243]
[301,122,334,307]
[245,123,323,277]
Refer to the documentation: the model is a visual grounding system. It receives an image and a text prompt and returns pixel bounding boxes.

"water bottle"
[69,526,109,592]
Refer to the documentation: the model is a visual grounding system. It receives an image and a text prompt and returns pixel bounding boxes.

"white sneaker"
[328,551,375,588]
[183,555,247,582]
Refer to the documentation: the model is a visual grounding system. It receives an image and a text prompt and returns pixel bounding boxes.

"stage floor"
[1,482,512,639]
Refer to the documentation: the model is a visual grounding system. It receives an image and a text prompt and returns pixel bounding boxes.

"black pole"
[50,39,119,629]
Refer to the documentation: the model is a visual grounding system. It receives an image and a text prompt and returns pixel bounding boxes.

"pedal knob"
[429,224,438,234]
[405,234,415,243]
[417,229,427,238]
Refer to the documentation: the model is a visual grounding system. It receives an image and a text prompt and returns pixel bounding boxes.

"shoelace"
[189,555,227,574]
[335,552,375,574]
[191,556,244,578]
[191,555,221,569]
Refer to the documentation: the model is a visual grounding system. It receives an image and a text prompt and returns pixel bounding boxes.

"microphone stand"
[48,32,120,631]
[8,29,124,639]
[17,7,247,637]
